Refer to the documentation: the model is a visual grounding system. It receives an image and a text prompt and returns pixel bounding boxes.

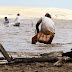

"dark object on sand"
[0,43,13,62]
[62,50,72,58]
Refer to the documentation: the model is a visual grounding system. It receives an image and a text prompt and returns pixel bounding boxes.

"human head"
[17,14,20,16]
[5,17,7,19]
[45,13,51,18]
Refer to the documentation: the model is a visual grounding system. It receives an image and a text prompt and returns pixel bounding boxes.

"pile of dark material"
[62,49,72,58]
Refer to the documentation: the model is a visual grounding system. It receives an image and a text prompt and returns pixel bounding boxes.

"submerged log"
[10,51,72,67]
[10,51,64,64]
[13,56,58,64]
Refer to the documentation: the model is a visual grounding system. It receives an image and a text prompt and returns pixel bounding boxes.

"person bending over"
[32,13,55,44]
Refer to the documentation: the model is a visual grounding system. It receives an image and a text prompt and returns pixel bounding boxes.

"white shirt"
[15,16,20,23]
[40,17,55,33]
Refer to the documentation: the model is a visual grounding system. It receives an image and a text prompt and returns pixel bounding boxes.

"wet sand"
[0,18,72,71]
[0,62,72,72]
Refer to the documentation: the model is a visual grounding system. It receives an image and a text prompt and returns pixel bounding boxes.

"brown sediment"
[0,52,72,72]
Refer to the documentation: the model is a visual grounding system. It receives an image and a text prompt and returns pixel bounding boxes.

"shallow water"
[0,19,72,58]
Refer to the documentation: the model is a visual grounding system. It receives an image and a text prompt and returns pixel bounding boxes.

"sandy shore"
[0,6,72,20]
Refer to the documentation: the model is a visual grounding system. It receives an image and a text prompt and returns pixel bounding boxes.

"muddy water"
[0,19,72,58]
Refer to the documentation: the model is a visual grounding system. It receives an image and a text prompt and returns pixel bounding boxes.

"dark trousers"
[14,23,20,26]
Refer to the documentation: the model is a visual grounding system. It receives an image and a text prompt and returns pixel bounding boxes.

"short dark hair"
[45,13,51,18]
[5,17,7,19]
[17,14,20,16]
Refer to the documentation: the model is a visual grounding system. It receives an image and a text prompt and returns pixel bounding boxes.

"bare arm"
[36,18,42,33]
[15,17,17,22]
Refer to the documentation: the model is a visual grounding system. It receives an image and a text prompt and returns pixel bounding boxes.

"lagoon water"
[0,19,72,58]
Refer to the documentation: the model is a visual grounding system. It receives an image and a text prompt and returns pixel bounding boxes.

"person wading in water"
[14,14,20,26]
[32,13,55,44]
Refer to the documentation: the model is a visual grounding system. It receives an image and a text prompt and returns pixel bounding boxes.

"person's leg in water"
[14,23,20,26]
[32,34,38,44]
